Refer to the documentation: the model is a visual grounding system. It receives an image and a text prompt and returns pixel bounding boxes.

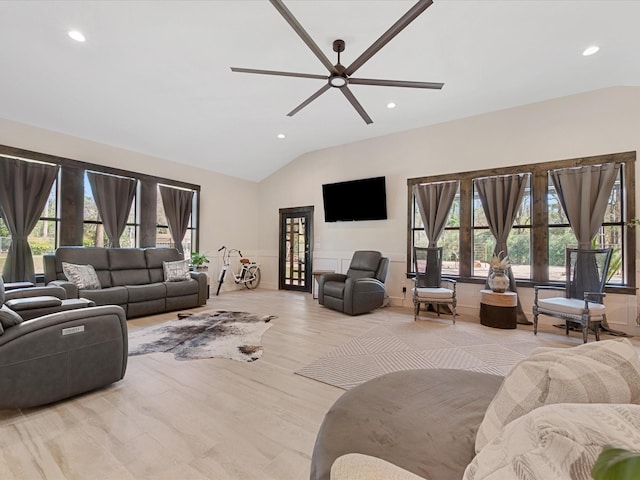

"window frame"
[0,144,201,278]
[407,151,636,293]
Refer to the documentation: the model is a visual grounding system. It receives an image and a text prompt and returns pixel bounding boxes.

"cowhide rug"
[128,310,276,362]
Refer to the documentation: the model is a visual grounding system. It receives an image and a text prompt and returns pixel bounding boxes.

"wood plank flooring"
[0,290,633,479]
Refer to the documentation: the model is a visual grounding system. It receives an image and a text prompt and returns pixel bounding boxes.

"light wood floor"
[0,290,633,479]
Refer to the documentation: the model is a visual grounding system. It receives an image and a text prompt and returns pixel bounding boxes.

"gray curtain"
[550,163,621,248]
[87,172,136,248]
[413,180,459,246]
[0,158,59,283]
[159,185,194,255]
[475,174,528,324]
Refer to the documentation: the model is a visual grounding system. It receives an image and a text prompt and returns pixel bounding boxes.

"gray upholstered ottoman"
[310,369,503,480]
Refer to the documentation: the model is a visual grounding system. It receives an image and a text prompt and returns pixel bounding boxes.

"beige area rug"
[128,310,276,362]
[296,317,586,389]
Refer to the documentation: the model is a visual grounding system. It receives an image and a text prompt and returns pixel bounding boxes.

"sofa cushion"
[475,338,640,453]
[0,304,23,330]
[62,262,101,289]
[78,286,129,307]
[465,403,640,480]
[537,297,606,316]
[163,259,191,282]
[165,278,200,297]
[145,248,183,283]
[127,283,166,303]
[107,249,151,286]
[5,296,63,311]
[55,247,111,287]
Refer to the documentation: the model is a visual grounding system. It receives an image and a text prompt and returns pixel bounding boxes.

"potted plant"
[190,251,209,272]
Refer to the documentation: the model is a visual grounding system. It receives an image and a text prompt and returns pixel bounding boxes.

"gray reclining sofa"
[44,247,208,318]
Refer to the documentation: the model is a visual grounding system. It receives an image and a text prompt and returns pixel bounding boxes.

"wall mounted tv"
[322,176,387,222]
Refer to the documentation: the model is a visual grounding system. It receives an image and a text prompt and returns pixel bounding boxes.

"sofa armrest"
[318,273,348,305]
[331,454,426,480]
[190,271,208,305]
[48,280,78,299]
[5,285,67,301]
[344,278,385,315]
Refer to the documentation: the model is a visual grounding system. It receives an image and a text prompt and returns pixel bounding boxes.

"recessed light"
[582,45,599,56]
[68,30,86,42]
[277,133,286,139]
[387,102,396,109]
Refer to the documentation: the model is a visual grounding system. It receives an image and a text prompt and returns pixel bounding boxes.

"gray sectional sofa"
[44,247,208,318]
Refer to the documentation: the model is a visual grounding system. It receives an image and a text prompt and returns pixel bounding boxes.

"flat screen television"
[322,176,387,222]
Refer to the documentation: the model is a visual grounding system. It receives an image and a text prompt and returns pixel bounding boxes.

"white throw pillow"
[62,262,101,290]
[465,403,640,480]
[475,338,640,453]
[163,259,191,282]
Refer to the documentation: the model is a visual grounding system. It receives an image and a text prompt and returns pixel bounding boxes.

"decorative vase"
[488,268,510,293]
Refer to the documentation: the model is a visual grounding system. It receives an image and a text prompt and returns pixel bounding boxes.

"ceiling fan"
[231,0,443,125]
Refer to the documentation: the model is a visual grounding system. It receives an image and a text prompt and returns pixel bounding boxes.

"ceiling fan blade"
[345,0,433,77]
[231,67,327,80]
[340,87,373,125]
[349,77,444,89]
[269,0,337,74]
[287,84,331,117]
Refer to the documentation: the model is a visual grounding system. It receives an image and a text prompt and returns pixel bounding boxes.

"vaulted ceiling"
[1,1,639,181]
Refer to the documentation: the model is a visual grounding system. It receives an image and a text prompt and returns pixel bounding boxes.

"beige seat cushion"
[331,454,427,480]
[413,287,453,300]
[466,403,640,480]
[475,338,640,453]
[537,297,606,317]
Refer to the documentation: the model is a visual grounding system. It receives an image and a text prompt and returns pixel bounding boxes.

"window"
[472,175,531,279]
[30,176,60,273]
[83,171,139,247]
[407,151,635,290]
[156,184,197,258]
[0,155,60,275]
[547,166,625,284]
[410,187,460,276]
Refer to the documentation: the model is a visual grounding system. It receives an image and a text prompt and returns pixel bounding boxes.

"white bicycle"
[215,246,261,295]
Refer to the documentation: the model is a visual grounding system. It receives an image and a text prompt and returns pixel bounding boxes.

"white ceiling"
[1,1,639,182]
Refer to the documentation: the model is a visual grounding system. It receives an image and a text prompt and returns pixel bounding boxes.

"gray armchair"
[318,251,389,315]
[0,305,128,409]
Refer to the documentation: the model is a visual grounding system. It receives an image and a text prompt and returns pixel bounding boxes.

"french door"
[279,206,313,292]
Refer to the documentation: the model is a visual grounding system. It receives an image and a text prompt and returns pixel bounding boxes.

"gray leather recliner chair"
[0,304,128,409]
[318,250,389,315]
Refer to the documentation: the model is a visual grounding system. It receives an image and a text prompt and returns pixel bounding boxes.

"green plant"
[190,252,209,267]
[592,445,640,480]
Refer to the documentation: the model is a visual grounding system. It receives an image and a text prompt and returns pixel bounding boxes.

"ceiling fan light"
[329,75,348,88]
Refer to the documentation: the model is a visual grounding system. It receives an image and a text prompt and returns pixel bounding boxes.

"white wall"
[0,118,261,293]
[258,87,640,334]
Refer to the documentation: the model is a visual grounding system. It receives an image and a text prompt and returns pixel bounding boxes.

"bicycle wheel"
[245,265,261,289]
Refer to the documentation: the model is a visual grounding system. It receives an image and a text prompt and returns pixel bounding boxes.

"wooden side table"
[480,289,518,329]
[312,270,335,300]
